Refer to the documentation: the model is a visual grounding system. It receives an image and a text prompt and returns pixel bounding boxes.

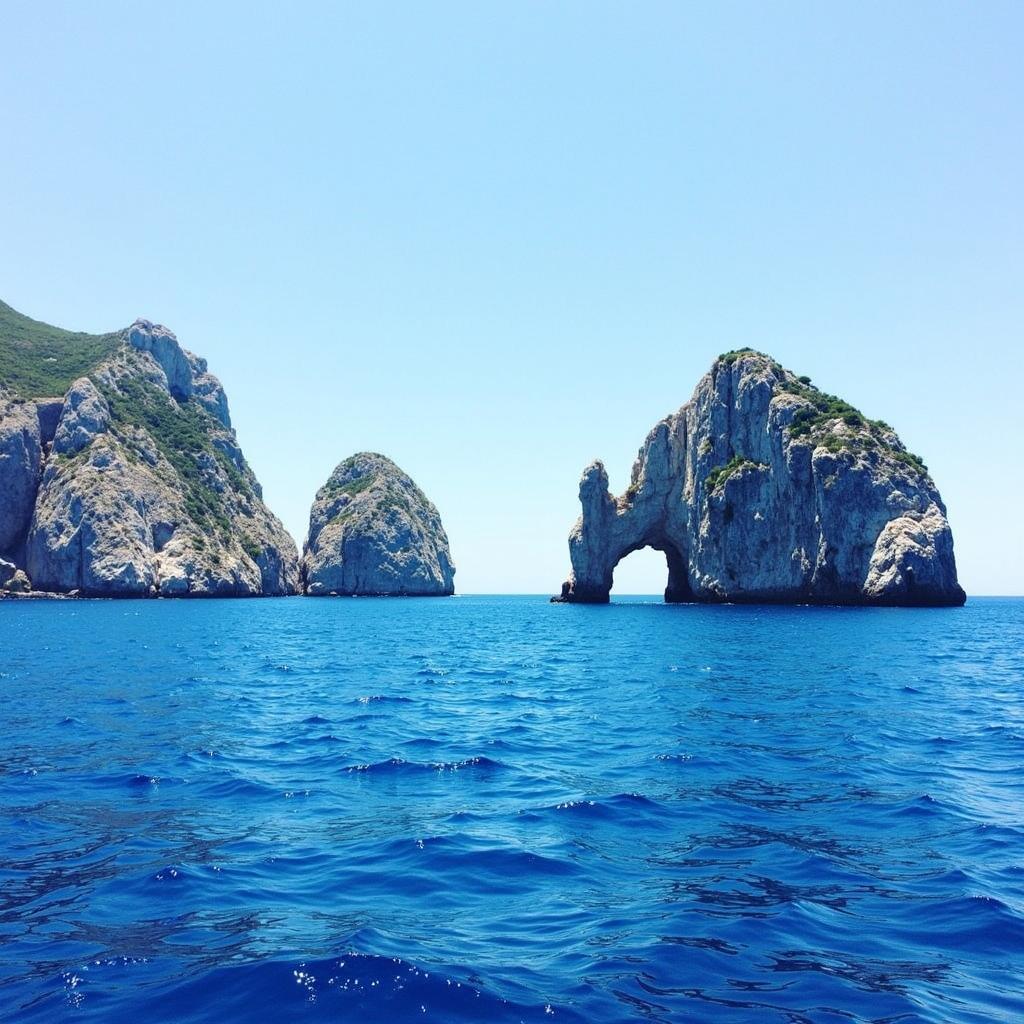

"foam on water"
[1,595,1023,1022]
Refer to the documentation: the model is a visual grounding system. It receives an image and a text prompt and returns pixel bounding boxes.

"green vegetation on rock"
[777,375,928,476]
[99,373,248,537]
[706,455,764,494]
[718,347,760,365]
[379,484,415,517]
[0,300,123,398]
[325,473,375,499]
[240,534,262,562]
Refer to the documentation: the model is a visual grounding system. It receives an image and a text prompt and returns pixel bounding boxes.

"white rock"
[52,378,111,455]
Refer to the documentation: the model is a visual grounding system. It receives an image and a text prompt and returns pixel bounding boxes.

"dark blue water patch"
[1,595,1023,1023]
[26,950,583,1024]
[126,773,163,789]
[342,755,506,775]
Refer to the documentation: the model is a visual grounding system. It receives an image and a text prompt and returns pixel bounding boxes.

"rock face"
[555,350,965,607]
[0,392,42,559]
[302,453,455,596]
[0,302,299,597]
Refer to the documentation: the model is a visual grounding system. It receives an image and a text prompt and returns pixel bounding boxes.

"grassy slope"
[0,299,123,399]
[97,370,257,538]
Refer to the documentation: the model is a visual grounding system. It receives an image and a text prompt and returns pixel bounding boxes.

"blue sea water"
[1,596,1023,1023]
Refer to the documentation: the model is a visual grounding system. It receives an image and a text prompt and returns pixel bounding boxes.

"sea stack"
[302,452,455,596]
[555,349,965,607]
[0,300,299,596]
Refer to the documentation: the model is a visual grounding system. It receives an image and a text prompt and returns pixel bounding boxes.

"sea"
[1,595,1022,1023]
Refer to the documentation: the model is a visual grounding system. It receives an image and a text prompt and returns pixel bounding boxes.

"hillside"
[0,299,123,398]
[0,302,299,596]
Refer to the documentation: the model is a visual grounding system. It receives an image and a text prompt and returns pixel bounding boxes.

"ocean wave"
[363,834,583,882]
[196,775,281,801]
[343,756,505,775]
[517,792,667,826]
[125,773,162,788]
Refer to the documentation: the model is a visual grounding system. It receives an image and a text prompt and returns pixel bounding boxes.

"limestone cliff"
[302,453,455,596]
[0,300,299,596]
[555,350,965,607]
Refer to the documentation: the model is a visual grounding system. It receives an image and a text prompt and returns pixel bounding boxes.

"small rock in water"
[302,452,455,597]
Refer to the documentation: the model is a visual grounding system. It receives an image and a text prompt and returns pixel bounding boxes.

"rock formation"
[0,300,299,596]
[555,349,965,607]
[302,453,455,596]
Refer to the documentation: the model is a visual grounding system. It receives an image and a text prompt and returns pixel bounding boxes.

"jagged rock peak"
[128,318,231,426]
[302,452,455,597]
[554,348,965,607]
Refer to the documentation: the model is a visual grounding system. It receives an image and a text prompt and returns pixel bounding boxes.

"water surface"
[1,596,1022,1022]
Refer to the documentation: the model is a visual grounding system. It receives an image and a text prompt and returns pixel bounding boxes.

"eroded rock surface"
[555,350,965,607]
[302,453,455,596]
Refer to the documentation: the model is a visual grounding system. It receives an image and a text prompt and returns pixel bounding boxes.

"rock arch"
[555,460,692,604]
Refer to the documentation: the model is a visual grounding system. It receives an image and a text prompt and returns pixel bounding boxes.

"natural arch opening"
[609,541,692,603]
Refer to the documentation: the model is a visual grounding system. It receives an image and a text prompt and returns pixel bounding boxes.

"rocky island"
[555,349,965,606]
[302,452,455,596]
[0,300,299,596]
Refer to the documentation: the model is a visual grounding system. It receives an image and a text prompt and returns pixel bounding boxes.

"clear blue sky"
[2,2,1021,594]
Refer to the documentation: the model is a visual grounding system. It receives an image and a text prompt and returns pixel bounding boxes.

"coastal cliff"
[302,453,455,596]
[555,350,965,607]
[0,300,299,596]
